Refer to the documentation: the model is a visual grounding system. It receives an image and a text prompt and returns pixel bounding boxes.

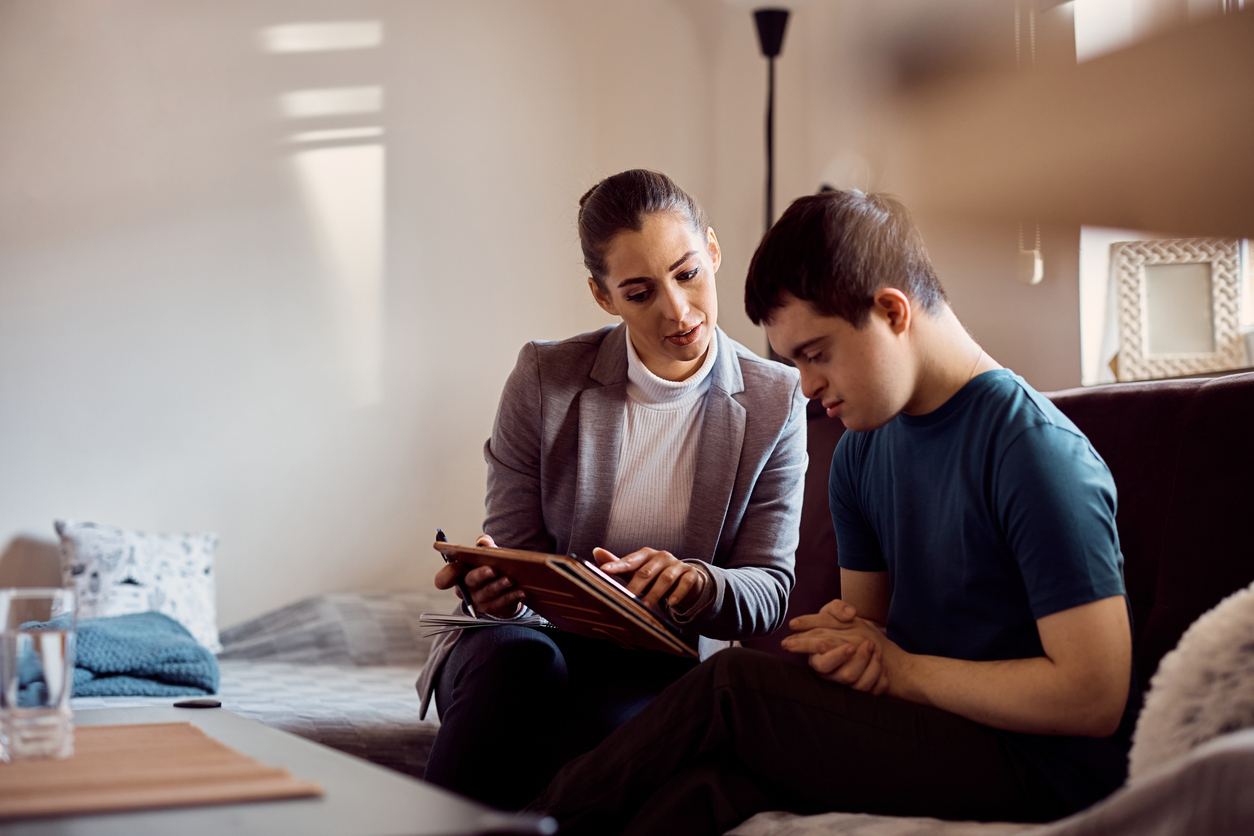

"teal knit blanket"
[18,611,219,700]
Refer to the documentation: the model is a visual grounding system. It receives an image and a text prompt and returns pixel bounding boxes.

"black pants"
[529,648,1076,835]
[424,625,697,810]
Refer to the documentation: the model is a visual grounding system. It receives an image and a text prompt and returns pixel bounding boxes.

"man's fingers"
[790,613,838,632]
[850,648,883,692]
[476,534,497,548]
[790,601,856,632]
[804,643,855,671]
[872,670,891,696]
[809,645,857,676]
[782,629,854,655]
[780,630,819,654]
[819,599,858,622]
[816,641,873,683]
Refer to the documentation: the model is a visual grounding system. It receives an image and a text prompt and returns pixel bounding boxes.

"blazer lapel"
[568,325,629,560]
[681,329,746,562]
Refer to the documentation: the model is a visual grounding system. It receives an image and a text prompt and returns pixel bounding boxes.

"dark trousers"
[424,625,697,810]
[530,648,1076,836]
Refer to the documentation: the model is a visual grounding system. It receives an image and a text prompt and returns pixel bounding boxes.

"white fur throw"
[1128,579,1254,783]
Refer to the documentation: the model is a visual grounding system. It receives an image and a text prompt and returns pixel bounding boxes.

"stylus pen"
[436,528,478,619]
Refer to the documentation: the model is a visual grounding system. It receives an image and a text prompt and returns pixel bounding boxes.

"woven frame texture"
[1114,238,1243,382]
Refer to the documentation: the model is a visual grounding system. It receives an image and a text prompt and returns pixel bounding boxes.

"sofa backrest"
[744,371,1254,696]
[1051,371,1254,693]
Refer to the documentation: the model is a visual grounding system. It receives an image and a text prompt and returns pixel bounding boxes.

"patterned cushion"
[55,520,221,653]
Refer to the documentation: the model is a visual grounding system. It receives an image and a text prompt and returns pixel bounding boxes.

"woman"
[417,169,806,809]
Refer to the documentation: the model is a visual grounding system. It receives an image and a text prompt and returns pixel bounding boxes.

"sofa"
[732,369,1254,834]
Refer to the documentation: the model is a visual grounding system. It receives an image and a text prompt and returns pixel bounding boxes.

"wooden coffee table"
[0,707,554,836]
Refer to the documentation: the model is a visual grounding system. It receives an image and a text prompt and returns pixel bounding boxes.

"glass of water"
[0,588,76,761]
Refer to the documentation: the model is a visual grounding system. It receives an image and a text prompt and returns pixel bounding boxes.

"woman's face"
[590,212,720,382]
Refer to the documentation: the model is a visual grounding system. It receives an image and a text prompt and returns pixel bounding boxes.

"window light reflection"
[280,87,382,119]
[291,144,386,406]
[289,127,384,144]
[259,21,382,53]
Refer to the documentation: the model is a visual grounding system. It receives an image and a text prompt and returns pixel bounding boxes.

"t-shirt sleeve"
[829,433,886,573]
[996,424,1126,620]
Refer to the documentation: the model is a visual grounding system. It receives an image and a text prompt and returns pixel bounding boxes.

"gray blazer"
[416,324,807,718]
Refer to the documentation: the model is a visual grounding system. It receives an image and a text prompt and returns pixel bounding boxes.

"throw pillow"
[54,520,222,653]
[1128,579,1254,782]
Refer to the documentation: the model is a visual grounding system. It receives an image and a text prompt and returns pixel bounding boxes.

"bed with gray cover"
[71,591,454,779]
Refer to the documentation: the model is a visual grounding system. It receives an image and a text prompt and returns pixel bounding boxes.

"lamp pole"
[754,8,790,234]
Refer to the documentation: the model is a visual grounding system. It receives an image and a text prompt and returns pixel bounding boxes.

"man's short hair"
[744,190,947,327]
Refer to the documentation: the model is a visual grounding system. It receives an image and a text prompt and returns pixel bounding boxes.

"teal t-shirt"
[829,369,1136,810]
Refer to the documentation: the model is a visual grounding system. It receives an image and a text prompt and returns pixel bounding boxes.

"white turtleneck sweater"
[601,327,718,560]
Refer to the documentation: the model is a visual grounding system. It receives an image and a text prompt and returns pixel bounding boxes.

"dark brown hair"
[578,170,709,290]
[744,190,946,327]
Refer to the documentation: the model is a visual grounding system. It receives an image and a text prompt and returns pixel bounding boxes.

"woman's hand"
[781,599,894,696]
[433,533,525,618]
[592,547,707,611]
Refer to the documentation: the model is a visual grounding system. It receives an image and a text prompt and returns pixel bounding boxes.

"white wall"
[0,0,784,627]
[0,0,1095,629]
[779,1,1088,392]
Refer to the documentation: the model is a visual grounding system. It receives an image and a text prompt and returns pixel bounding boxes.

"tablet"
[432,541,697,658]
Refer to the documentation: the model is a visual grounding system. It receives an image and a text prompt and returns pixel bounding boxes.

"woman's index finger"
[618,549,658,567]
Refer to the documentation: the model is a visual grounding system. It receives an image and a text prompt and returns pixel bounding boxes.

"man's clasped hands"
[781,599,897,696]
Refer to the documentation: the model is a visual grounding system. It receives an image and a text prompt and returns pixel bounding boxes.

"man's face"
[764,293,913,432]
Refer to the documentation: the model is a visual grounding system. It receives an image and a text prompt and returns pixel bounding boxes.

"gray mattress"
[72,591,456,779]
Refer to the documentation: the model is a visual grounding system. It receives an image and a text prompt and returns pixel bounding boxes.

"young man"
[527,191,1137,835]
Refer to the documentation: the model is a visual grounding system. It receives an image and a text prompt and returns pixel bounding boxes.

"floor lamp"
[754,8,790,235]
[754,8,790,360]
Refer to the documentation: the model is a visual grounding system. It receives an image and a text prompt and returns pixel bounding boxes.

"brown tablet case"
[433,542,698,659]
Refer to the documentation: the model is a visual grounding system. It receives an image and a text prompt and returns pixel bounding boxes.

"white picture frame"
[1113,238,1244,382]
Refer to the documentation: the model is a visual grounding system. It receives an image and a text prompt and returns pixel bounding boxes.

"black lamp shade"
[754,8,790,59]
